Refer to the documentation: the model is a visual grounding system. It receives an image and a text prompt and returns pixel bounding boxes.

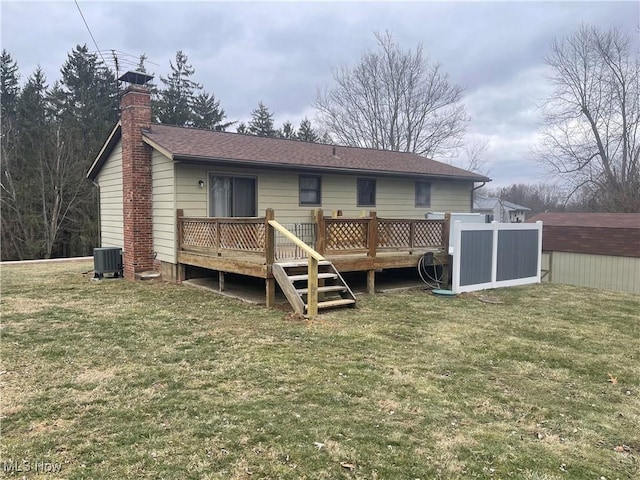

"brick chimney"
[120,75,154,279]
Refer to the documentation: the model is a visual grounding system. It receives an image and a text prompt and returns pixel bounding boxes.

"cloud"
[2,0,637,189]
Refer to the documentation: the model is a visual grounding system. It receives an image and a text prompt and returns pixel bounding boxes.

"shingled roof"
[474,195,530,212]
[88,123,490,182]
[527,213,640,229]
[527,212,640,257]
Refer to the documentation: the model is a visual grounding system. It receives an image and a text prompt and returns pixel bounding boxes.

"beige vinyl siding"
[152,150,176,264]
[368,177,471,216]
[175,164,208,216]
[96,140,123,248]
[175,163,474,223]
[546,251,640,294]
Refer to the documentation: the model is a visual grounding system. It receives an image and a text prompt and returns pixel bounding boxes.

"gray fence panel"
[496,230,539,281]
[460,230,493,286]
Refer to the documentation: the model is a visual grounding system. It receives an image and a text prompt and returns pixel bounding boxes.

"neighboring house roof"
[527,212,640,229]
[473,196,530,212]
[87,123,490,182]
[527,213,640,258]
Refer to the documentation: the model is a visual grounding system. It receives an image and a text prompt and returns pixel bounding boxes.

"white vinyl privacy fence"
[451,221,543,293]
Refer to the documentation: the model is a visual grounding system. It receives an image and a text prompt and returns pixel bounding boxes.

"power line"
[112,50,160,67]
[88,50,160,77]
[74,0,107,66]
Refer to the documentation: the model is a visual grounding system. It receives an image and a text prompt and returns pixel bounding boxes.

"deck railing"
[316,210,447,257]
[177,209,449,259]
[274,223,316,260]
[324,217,370,254]
[377,219,444,250]
[178,212,266,255]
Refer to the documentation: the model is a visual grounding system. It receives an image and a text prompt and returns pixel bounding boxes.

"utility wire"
[74,0,107,66]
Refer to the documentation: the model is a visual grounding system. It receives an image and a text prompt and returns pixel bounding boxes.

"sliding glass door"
[209,175,256,217]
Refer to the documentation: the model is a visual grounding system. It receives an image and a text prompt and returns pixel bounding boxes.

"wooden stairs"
[272,260,356,315]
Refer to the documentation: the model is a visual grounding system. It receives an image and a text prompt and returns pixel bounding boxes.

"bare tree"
[486,183,569,216]
[315,31,468,158]
[538,24,640,212]
[455,138,490,176]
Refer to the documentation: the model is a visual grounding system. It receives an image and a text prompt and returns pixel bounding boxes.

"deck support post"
[218,271,225,292]
[265,278,276,307]
[367,269,375,294]
[178,264,185,283]
[365,211,378,295]
[176,209,185,283]
[368,210,378,258]
[265,208,276,307]
[308,255,319,317]
[314,209,326,255]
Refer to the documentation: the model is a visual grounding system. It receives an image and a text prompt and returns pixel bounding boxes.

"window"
[299,175,321,205]
[357,178,376,207]
[415,181,431,207]
[209,175,256,217]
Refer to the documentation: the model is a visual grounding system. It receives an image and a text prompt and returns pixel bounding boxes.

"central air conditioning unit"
[93,247,123,279]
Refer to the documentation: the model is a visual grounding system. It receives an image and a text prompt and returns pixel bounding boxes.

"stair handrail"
[269,220,324,316]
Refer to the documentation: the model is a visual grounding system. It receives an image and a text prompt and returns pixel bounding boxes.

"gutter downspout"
[90,178,101,248]
[471,182,486,211]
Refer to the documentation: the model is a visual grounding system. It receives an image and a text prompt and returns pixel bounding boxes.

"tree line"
[2,24,637,260]
[1,46,118,261]
[0,47,324,261]
[150,50,324,141]
[481,183,599,218]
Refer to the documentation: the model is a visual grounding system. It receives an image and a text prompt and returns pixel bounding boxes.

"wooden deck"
[176,208,450,306]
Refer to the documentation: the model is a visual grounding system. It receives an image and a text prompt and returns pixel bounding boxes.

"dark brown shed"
[527,213,640,258]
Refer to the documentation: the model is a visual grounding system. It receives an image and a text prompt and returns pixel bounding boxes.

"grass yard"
[0,260,638,479]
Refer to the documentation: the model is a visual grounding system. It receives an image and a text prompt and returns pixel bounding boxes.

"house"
[87,73,489,311]
[527,212,640,294]
[473,195,530,223]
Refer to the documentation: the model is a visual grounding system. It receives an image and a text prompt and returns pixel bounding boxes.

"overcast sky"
[1,0,638,188]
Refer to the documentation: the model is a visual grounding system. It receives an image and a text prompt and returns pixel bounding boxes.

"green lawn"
[1,260,638,479]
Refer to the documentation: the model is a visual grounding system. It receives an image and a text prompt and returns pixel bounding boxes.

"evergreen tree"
[1,45,234,260]
[1,50,20,118]
[57,45,118,258]
[0,51,23,259]
[247,102,277,137]
[191,92,235,131]
[60,45,119,153]
[136,53,148,73]
[17,68,48,175]
[321,132,333,144]
[0,50,20,166]
[296,117,319,142]
[279,120,296,139]
[236,122,247,134]
[2,68,62,260]
[155,50,202,126]
[0,50,20,170]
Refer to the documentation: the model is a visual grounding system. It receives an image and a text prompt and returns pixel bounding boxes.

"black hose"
[418,253,443,289]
